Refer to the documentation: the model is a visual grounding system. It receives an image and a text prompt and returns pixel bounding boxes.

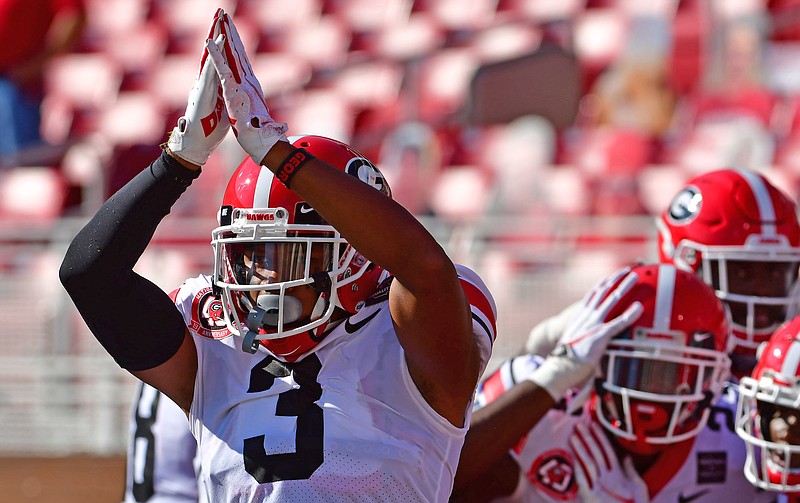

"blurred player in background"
[122,382,202,503]
[452,263,772,502]
[737,315,800,503]
[527,168,800,380]
[60,9,496,502]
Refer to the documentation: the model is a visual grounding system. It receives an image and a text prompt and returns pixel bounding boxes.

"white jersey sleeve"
[170,270,496,503]
[456,264,498,377]
[122,382,203,503]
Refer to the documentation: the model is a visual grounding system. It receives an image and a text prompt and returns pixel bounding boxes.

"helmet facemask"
[738,373,800,493]
[211,207,349,354]
[596,328,731,453]
[690,238,800,350]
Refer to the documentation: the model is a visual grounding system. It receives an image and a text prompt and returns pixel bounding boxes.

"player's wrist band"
[275,148,314,188]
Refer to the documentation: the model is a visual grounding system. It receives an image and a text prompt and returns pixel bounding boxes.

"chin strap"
[241,277,332,354]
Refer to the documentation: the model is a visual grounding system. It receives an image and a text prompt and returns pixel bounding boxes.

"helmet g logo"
[668,186,702,224]
[346,158,391,197]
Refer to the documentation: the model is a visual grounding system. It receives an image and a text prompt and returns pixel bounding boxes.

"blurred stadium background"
[3,0,800,500]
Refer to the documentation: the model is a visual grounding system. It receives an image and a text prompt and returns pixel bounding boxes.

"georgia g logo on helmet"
[667,185,702,225]
[346,158,391,197]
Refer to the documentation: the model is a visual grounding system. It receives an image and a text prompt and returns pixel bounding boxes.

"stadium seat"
[152,0,238,53]
[282,89,356,143]
[250,53,314,97]
[333,0,413,33]
[428,165,495,223]
[146,54,200,111]
[330,60,404,109]
[424,0,499,31]
[471,21,543,63]
[237,0,322,34]
[0,167,67,220]
[44,53,123,112]
[636,164,691,215]
[96,92,169,147]
[366,12,445,61]
[277,15,352,70]
[414,47,481,123]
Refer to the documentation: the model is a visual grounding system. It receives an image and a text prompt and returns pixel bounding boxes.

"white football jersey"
[478,355,774,503]
[122,382,204,503]
[172,267,496,502]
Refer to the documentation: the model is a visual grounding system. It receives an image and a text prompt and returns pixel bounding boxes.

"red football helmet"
[737,316,800,494]
[211,135,392,360]
[591,264,732,455]
[657,168,800,374]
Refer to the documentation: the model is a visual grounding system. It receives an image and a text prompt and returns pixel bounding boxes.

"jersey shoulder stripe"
[456,264,497,344]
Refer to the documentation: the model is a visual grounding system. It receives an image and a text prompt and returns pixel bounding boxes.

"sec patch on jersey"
[524,448,578,500]
[190,288,231,339]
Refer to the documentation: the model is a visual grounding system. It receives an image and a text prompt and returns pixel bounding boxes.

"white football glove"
[167,9,230,166]
[570,422,650,503]
[528,266,643,401]
[206,10,288,165]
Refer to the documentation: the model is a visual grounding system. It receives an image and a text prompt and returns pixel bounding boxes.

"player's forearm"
[59,151,197,370]
[262,141,454,290]
[453,381,555,490]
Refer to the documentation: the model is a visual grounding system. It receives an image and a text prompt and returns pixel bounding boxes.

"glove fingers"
[588,422,620,472]
[583,266,632,313]
[198,8,223,75]
[217,13,242,85]
[570,422,601,485]
[602,300,644,340]
[206,35,232,81]
[581,422,611,474]
[595,270,638,320]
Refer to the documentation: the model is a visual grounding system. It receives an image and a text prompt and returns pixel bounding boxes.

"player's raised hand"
[206,10,288,165]
[529,266,642,401]
[570,422,650,502]
[166,9,230,166]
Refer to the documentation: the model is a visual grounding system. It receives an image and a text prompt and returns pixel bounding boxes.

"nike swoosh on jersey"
[678,488,711,503]
[344,309,381,334]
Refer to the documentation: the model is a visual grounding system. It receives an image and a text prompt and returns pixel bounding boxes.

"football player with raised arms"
[452,263,774,502]
[60,10,498,502]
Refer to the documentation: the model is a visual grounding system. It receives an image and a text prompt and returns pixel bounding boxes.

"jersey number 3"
[244,354,324,483]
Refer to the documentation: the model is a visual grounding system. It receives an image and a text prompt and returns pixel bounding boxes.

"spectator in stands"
[689,15,776,128]
[0,0,86,157]
[589,55,676,139]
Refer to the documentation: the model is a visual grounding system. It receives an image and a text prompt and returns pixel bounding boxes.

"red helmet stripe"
[735,168,777,235]
[781,338,800,378]
[253,164,275,207]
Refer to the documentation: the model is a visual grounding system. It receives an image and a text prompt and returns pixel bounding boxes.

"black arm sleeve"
[59,151,201,371]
